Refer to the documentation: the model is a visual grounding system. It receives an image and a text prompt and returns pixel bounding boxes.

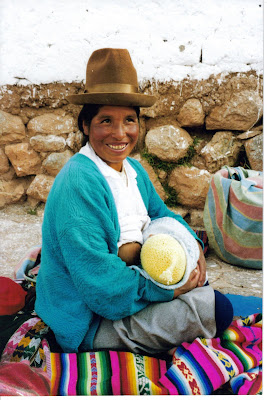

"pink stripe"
[189,340,226,389]
[211,181,262,259]
[67,354,78,395]
[159,359,178,395]
[229,186,262,220]
[210,340,243,374]
[238,374,259,395]
[159,375,179,395]
[110,351,121,395]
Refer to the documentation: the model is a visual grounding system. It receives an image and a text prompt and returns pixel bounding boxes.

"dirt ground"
[0,203,263,298]
[0,203,44,278]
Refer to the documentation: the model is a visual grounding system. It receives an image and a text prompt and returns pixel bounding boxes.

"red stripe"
[247,372,262,395]
[173,354,201,395]
[152,358,169,395]
[90,353,97,395]
[229,185,262,220]
[227,326,246,343]
[118,353,131,395]
[211,180,262,259]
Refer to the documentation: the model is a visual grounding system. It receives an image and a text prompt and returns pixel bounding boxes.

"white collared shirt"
[79,143,151,249]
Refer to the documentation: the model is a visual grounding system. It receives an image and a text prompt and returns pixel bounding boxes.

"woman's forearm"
[118,242,142,265]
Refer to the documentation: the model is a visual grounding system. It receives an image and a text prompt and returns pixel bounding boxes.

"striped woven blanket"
[203,166,263,269]
[47,313,262,396]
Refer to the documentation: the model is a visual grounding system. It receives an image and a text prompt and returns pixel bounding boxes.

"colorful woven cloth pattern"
[49,351,175,395]
[47,313,262,396]
[165,313,262,395]
[230,366,262,395]
[203,166,263,269]
[1,316,49,368]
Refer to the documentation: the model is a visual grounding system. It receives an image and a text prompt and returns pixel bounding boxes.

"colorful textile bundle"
[166,313,262,395]
[0,360,50,396]
[230,366,262,395]
[203,166,263,269]
[1,316,49,368]
[47,313,262,396]
[14,245,41,281]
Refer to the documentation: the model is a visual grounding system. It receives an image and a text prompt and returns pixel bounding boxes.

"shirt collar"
[79,142,137,180]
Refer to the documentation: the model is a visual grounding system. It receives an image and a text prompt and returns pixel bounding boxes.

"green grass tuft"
[141,136,200,207]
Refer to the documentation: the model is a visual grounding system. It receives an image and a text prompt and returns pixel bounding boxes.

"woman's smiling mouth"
[107,144,128,150]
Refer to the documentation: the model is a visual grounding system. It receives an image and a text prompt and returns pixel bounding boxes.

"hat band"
[85,83,139,94]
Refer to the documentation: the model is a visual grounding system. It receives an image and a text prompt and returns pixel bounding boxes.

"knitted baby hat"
[141,233,187,285]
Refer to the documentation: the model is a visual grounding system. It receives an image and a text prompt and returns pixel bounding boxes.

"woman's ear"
[83,121,89,136]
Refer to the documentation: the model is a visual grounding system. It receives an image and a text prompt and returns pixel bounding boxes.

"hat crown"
[86,48,138,91]
[66,47,156,106]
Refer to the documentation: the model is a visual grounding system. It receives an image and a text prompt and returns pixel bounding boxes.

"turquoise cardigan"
[35,154,200,352]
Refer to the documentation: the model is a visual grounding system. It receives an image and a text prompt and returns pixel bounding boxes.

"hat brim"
[66,92,156,107]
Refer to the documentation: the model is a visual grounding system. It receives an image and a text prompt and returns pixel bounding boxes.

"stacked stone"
[0,72,263,227]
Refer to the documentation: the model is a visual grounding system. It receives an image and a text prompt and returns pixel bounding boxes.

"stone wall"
[0,71,263,226]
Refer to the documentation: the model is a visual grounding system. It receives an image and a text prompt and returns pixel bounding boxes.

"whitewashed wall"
[0,0,263,86]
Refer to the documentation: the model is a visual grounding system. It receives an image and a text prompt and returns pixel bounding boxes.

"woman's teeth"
[108,144,127,150]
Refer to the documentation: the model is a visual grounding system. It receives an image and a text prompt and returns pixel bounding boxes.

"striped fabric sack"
[203,166,263,269]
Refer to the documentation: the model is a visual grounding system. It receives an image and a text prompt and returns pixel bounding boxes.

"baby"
[140,233,187,285]
[118,217,203,290]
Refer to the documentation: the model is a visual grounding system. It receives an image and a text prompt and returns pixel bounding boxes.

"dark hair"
[78,104,140,146]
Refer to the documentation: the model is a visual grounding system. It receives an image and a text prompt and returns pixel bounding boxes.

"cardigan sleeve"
[55,161,174,321]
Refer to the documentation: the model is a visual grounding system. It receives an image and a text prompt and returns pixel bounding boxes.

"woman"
[35,48,233,354]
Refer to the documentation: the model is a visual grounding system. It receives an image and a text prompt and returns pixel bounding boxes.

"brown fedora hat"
[66,48,156,107]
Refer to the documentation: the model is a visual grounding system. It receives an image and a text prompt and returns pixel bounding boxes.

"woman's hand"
[173,265,200,298]
[196,241,206,287]
[172,241,206,299]
[118,242,142,265]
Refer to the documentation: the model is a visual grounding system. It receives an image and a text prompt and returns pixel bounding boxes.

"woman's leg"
[91,285,217,355]
[214,290,233,336]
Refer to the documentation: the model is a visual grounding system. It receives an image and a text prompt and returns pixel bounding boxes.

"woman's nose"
[112,122,125,139]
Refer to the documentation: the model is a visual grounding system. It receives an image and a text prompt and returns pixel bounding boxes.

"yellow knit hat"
[140,233,187,285]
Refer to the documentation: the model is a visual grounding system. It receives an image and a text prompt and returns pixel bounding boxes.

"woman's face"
[83,105,139,171]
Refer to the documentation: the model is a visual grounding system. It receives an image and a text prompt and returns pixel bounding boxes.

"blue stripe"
[206,185,262,268]
[226,204,262,233]
[59,354,67,395]
[182,351,213,394]
[165,366,190,395]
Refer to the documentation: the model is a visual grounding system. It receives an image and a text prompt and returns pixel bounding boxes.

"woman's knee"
[214,290,234,336]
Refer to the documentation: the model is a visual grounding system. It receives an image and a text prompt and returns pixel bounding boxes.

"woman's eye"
[126,117,136,122]
[101,118,111,124]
